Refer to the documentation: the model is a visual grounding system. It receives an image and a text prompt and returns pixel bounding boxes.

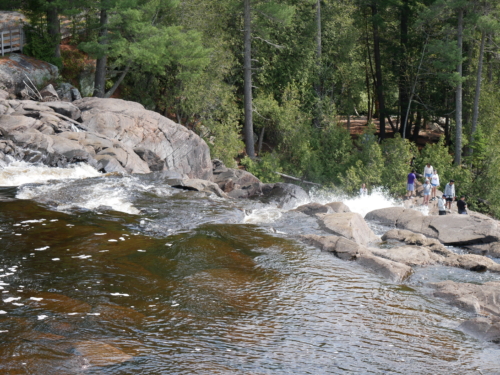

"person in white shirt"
[438,195,446,215]
[430,170,440,201]
[360,183,367,196]
[444,180,456,210]
[423,179,431,205]
[423,163,434,180]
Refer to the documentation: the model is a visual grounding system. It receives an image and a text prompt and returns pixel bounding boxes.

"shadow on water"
[0,189,498,374]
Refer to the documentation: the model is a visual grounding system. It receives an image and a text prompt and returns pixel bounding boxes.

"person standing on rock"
[360,183,367,196]
[457,196,468,214]
[430,169,440,201]
[423,179,431,205]
[423,163,434,181]
[444,180,455,210]
[438,194,447,215]
[406,170,416,199]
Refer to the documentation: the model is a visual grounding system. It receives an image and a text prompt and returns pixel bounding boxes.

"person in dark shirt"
[406,170,416,199]
[457,195,467,214]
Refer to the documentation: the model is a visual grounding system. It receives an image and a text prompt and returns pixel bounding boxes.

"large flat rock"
[317,212,380,246]
[366,207,500,245]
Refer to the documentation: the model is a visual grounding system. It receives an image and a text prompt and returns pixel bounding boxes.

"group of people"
[406,163,467,215]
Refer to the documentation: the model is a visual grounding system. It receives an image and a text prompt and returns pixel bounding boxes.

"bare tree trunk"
[469,30,486,154]
[454,8,463,166]
[243,0,255,158]
[94,6,108,98]
[46,0,60,59]
[104,61,132,98]
[412,110,422,141]
[371,3,385,140]
[487,34,493,84]
[257,126,265,156]
[313,0,322,128]
[398,0,409,136]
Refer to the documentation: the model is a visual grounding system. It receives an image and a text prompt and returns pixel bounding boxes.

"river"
[0,161,498,374]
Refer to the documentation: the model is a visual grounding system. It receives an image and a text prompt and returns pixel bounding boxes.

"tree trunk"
[412,111,422,141]
[398,0,409,137]
[487,34,492,84]
[243,0,255,158]
[371,3,385,140]
[46,0,60,59]
[257,126,265,156]
[454,8,463,166]
[94,6,108,98]
[313,0,322,128]
[469,30,486,154]
[104,61,132,98]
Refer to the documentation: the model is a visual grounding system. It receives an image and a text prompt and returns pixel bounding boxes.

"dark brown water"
[0,177,499,374]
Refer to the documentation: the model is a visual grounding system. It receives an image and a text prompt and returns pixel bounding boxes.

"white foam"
[3,297,20,302]
[30,297,43,301]
[35,246,50,251]
[108,239,118,242]
[71,255,91,259]
[52,258,60,261]
[21,219,46,224]
[0,161,101,186]
[309,187,403,218]
[37,315,48,320]
[0,310,7,314]
[110,293,129,297]
[94,233,106,236]
[244,207,283,224]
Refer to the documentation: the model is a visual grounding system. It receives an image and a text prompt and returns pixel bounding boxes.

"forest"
[2,0,500,216]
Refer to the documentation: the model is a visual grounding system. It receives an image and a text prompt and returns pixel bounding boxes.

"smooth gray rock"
[430,280,500,317]
[40,84,59,102]
[317,212,380,246]
[56,82,73,102]
[211,159,260,193]
[459,317,500,343]
[370,245,445,266]
[293,203,331,216]
[169,178,226,198]
[367,207,500,245]
[0,54,58,96]
[300,234,367,260]
[258,182,309,210]
[299,234,411,282]
[325,201,351,213]
[134,148,164,172]
[74,98,212,180]
[357,254,412,283]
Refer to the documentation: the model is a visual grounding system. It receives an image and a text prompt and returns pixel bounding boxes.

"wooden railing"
[0,27,24,56]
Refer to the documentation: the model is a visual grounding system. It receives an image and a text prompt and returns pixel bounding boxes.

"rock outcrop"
[293,202,331,216]
[317,212,380,246]
[211,159,260,193]
[75,98,212,179]
[366,207,500,246]
[257,182,309,210]
[300,234,412,282]
[0,54,59,97]
[0,96,213,178]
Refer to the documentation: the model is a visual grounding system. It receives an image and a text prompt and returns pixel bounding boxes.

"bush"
[23,24,62,69]
[241,153,282,183]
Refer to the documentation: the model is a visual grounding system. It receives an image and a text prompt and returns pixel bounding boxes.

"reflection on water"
[0,197,498,374]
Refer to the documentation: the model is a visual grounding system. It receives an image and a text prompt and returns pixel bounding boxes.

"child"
[457,196,468,214]
[423,179,431,205]
[430,169,439,201]
[438,195,446,215]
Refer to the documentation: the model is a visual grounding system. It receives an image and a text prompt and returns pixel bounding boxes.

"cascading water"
[0,160,498,374]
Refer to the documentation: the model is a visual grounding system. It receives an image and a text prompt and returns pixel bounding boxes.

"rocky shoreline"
[1,92,499,345]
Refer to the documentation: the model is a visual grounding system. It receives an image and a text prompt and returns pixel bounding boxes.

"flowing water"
[0,161,499,374]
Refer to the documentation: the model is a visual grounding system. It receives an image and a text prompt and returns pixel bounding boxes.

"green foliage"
[60,49,87,85]
[23,24,62,69]
[380,134,417,195]
[241,153,282,183]
[341,125,384,194]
